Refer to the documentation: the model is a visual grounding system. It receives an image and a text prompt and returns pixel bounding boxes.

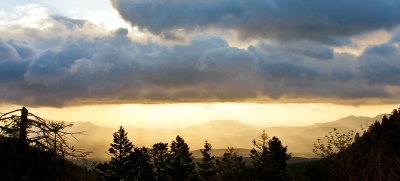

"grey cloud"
[257,40,334,60]
[7,40,36,60]
[0,61,29,82]
[359,43,400,85]
[389,29,400,43]
[1,16,400,106]
[0,40,21,62]
[24,51,72,85]
[111,0,400,45]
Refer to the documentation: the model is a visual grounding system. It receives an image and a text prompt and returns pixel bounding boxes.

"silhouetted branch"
[0,107,91,160]
[0,109,21,118]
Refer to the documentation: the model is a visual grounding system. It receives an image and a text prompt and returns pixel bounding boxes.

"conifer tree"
[98,126,134,180]
[250,130,270,176]
[129,147,155,181]
[168,135,194,181]
[197,140,216,180]
[215,147,249,181]
[313,108,400,180]
[250,130,290,181]
[151,142,170,180]
[267,137,290,180]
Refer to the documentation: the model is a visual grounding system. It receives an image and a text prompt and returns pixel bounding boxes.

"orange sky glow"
[1,103,397,128]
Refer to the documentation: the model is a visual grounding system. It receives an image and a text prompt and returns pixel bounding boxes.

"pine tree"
[151,142,170,180]
[250,129,270,178]
[129,147,155,181]
[267,137,290,180]
[98,126,134,180]
[168,135,194,181]
[197,140,216,180]
[250,130,290,181]
[215,147,249,181]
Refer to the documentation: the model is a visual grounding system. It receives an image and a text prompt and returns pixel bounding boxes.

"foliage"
[250,130,269,171]
[288,160,331,181]
[97,126,134,180]
[250,130,291,181]
[168,135,195,181]
[11,106,400,180]
[129,147,155,181]
[313,128,355,157]
[312,108,400,180]
[94,129,294,181]
[151,142,170,180]
[216,147,249,181]
[197,140,216,180]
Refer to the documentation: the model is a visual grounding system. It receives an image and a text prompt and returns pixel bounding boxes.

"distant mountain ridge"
[67,114,387,161]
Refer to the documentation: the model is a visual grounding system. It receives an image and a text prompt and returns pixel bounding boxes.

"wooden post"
[18,107,28,150]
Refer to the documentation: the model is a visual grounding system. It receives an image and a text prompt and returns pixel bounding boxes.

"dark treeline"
[292,108,400,181]
[1,107,400,180]
[95,127,291,181]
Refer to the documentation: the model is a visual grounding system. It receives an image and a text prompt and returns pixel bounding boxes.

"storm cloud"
[111,0,400,45]
[1,5,400,107]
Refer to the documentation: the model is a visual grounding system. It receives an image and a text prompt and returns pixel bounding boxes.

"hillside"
[68,114,386,161]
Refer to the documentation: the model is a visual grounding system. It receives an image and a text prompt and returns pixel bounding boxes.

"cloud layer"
[112,0,400,44]
[0,4,400,107]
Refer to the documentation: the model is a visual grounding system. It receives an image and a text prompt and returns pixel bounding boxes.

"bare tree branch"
[0,108,91,160]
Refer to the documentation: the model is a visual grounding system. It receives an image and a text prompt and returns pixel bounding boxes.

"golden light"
[1,103,397,129]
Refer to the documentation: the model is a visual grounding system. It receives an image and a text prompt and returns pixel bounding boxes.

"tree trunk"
[18,107,28,151]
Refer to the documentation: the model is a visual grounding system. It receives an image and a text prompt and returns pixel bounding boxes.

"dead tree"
[0,107,90,159]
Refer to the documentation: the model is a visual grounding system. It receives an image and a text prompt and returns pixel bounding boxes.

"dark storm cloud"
[1,15,400,107]
[111,0,400,45]
[359,43,400,85]
[257,40,334,60]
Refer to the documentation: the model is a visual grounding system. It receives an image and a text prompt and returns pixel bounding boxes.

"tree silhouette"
[250,129,270,179]
[313,128,355,157]
[0,107,89,158]
[313,108,400,180]
[250,130,290,181]
[151,142,171,180]
[197,140,216,180]
[0,107,94,180]
[129,147,155,180]
[267,137,291,180]
[168,135,194,181]
[216,147,249,181]
[97,126,134,180]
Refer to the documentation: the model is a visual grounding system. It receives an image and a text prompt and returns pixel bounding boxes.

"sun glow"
[1,103,397,129]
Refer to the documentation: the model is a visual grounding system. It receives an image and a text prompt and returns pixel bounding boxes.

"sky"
[0,0,399,128]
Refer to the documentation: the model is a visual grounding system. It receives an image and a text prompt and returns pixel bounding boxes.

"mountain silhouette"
[68,114,386,161]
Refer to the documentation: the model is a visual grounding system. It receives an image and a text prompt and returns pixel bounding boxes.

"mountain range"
[66,114,386,161]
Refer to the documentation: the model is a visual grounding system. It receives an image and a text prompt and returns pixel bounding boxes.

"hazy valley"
[67,114,386,161]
